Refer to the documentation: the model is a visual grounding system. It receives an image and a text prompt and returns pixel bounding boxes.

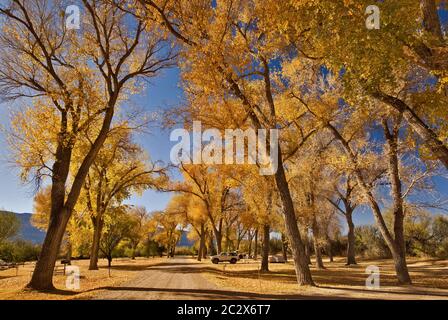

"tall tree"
[0,0,174,289]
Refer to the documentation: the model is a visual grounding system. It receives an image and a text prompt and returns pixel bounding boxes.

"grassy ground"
[202,257,448,300]
[0,257,164,300]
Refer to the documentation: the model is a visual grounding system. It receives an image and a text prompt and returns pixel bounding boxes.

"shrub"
[0,240,41,263]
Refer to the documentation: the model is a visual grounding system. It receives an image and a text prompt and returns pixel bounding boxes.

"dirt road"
[94,257,232,300]
[93,257,340,300]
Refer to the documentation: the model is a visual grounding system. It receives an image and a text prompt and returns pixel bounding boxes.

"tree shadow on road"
[95,286,356,300]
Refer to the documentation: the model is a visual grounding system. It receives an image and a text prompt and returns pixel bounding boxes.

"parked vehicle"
[210,252,239,264]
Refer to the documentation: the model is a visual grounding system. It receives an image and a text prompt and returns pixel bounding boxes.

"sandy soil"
[0,257,164,300]
[202,257,448,300]
[95,257,220,300]
[2,256,448,300]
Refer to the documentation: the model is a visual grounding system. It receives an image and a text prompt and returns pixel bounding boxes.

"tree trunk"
[27,207,71,290]
[327,239,333,263]
[346,210,357,265]
[383,120,412,284]
[311,215,325,269]
[248,232,253,258]
[260,224,270,272]
[304,235,311,265]
[313,235,325,269]
[254,229,258,259]
[89,216,104,270]
[274,156,314,285]
[66,240,72,265]
[208,231,216,255]
[281,233,288,262]
[213,220,223,254]
[197,223,206,261]
[131,244,138,260]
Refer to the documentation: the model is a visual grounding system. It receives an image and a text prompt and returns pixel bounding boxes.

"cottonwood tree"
[137,0,315,285]
[0,212,21,244]
[79,126,166,270]
[150,209,182,257]
[100,206,133,268]
[278,0,448,169]
[0,0,174,289]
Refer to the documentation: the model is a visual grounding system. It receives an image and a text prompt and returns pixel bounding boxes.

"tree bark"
[27,207,71,290]
[312,216,325,269]
[89,216,104,270]
[197,223,206,261]
[260,224,270,272]
[383,120,412,284]
[208,230,216,255]
[248,231,253,258]
[346,210,357,265]
[254,228,258,259]
[281,233,288,262]
[274,154,314,285]
[326,239,333,263]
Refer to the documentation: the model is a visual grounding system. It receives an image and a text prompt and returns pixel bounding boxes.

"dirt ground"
[0,257,165,300]
[1,256,448,300]
[202,257,448,300]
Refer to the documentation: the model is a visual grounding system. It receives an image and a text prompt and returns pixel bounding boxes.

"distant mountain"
[0,211,46,244]
[178,231,195,247]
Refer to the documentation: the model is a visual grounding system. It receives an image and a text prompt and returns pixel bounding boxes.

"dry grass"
[202,257,448,300]
[0,257,164,300]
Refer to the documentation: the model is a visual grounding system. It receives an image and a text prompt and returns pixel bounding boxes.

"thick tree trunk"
[346,210,357,265]
[384,120,412,284]
[212,219,223,254]
[260,224,270,272]
[202,242,207,259]
[208,231,216,255]
[27,208,71,290]
[304,236,312,265]
[197,223,206,261]
[281,233,288,262]
[89,216,104,270]
[274,156,314,285]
